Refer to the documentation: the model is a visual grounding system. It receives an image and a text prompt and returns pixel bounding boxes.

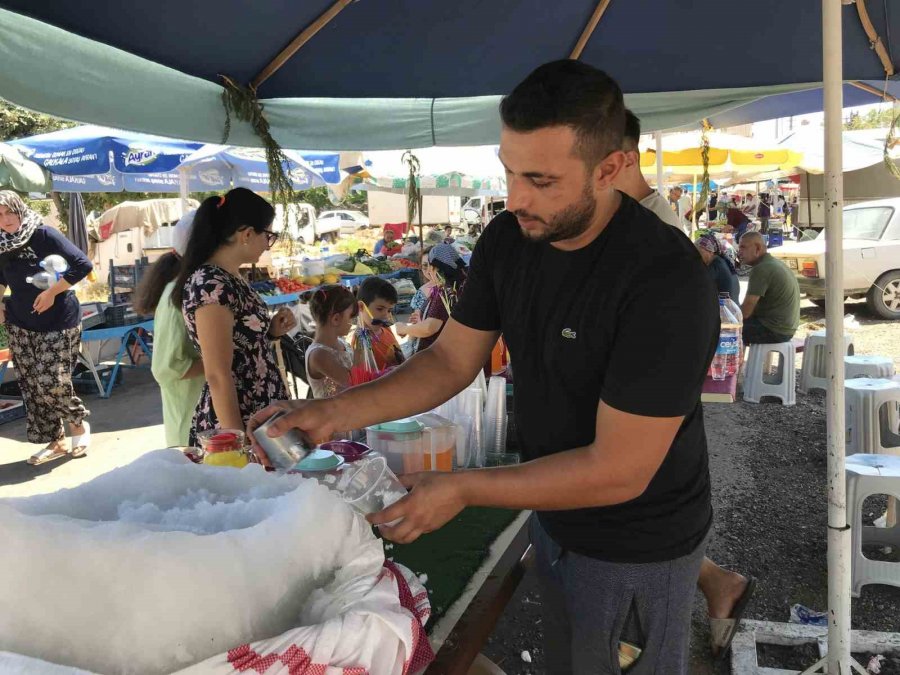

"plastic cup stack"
[484,376,508,459]
[459,386,484,468]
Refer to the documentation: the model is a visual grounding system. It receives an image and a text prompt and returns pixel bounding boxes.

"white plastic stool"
[845,355,896,380]
[799,329,855,394]
[743,342,796,406]
[845,378,900,455]
[846,454,900,597]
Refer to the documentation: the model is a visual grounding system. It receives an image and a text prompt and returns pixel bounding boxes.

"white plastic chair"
[799,329,855,394]
[743,342,796,406]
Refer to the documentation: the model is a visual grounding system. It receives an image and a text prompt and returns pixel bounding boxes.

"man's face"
[0,205,21,234]
[499,126,622,244]
[383,229,395,244]
[738,238,764,265]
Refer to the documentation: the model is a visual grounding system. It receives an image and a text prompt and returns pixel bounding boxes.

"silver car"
[770,197,900,320]
[318,210,370,236]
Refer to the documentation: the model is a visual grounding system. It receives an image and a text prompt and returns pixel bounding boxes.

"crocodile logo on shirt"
[561,328,577,340]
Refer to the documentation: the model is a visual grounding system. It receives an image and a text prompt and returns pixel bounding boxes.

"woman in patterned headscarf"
[0,191,94,464]
[695,232,739,302]
[395,243,467,354]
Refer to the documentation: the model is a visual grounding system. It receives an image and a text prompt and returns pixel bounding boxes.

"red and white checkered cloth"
[172,562,434,675]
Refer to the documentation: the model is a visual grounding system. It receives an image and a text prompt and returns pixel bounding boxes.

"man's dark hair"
[500,59,625,167]
[358,276,398,305]
[623,109,641,150]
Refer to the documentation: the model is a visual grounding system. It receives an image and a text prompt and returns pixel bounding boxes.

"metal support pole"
[178,167,190,215]
[655,132,664,193]
[823,0,851,672]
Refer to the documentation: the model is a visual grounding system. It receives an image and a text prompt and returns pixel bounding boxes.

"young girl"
[305,285,357,399]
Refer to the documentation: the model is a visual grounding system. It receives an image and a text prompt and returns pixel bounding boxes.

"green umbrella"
[0,142,52,192]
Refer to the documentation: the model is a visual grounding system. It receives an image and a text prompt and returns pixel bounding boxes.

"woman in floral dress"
[171,188,296,445]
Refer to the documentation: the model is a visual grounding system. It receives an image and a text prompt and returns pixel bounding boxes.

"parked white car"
[318,210,370,236]
[769,197,900,320]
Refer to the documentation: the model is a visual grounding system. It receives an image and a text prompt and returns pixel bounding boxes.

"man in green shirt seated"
[738,231,801,344]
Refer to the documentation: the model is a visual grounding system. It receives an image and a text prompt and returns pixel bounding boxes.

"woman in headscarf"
[0,191,93,464]
[395,243,467,353]
[695,233,740,302]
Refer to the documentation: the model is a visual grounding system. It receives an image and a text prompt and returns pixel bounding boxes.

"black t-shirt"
[452,194,720,563]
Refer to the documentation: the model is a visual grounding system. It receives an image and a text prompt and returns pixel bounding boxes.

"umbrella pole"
[823,0,851,672]
[655,132,664,194]
[178,167,190,215]
[691,173,697,232]
[806,171,814,230]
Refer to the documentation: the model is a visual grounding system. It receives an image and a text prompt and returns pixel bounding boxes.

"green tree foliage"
[291,185,367,215]
[0,101,73,141]
[844,107,897,130]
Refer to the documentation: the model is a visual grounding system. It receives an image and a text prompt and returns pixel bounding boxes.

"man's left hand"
[368,471,468,544]
[32,289,56,314]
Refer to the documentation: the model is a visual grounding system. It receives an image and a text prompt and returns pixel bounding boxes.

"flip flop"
[710,575,757,660]
[27,446,69,465]
[70,421,91,458]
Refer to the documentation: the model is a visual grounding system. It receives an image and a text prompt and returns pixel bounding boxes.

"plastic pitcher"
[413,412,457,472]
[365,419,425,475]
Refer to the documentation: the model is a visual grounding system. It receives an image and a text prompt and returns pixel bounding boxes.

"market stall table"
[79,319,153,398]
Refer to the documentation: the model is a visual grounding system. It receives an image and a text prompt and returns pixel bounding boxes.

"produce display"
[250,247,420,300]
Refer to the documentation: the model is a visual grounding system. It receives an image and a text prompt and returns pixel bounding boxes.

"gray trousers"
[531,515,707,675]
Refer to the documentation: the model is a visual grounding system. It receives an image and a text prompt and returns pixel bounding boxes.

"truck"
[366,191,461,231]
[461,195,507,227]
[272,203,341,244]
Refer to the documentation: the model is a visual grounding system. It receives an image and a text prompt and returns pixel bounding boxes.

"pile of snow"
[0,450,385,675]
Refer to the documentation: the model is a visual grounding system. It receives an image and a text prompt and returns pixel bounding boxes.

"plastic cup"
[339,456,407,524]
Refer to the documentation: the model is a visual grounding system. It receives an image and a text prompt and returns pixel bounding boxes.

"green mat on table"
[385,507,522,630]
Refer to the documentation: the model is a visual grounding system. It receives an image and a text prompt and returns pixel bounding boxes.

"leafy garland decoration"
[695,119,712,220]
[402,151,423,257]
[885,107,900,181]
[219,75,296,237]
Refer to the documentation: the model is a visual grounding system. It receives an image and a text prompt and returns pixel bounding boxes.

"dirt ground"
[484,298,900,674]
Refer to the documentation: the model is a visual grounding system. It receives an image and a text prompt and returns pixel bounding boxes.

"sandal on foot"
[710,576,757,660]
[27,446,69,465]
[70,421,91,458]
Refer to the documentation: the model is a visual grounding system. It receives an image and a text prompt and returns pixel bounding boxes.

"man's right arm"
[254,318,499,443]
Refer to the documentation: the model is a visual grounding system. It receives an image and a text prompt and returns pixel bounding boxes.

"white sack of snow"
[0,450,385,675]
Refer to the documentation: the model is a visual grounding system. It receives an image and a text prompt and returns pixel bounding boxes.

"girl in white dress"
[305,285,357,399]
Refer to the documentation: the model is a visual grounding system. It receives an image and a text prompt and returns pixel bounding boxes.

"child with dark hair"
[356,276,402,370]
[306,284,358,399]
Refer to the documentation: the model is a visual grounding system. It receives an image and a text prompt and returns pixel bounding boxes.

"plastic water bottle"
[712,294,741,380]
[40,254,68,274]
[25,271,56,290]
[721,293,743,376]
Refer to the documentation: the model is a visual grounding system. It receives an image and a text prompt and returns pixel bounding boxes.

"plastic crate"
[72,366,123,395]
[0,395,25,425]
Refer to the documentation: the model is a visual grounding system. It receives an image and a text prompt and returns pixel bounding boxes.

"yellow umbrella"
[640,131,803,182]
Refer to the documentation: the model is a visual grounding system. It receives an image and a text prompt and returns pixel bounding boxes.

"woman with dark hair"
[395,243,467,353]
[133,211,204,446]
[0,190,93,464]
[173,188,296,445]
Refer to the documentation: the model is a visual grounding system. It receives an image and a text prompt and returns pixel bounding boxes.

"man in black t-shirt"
[252,61,720,674]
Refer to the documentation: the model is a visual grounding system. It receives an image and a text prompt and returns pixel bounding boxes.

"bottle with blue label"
[711,293,743,380]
